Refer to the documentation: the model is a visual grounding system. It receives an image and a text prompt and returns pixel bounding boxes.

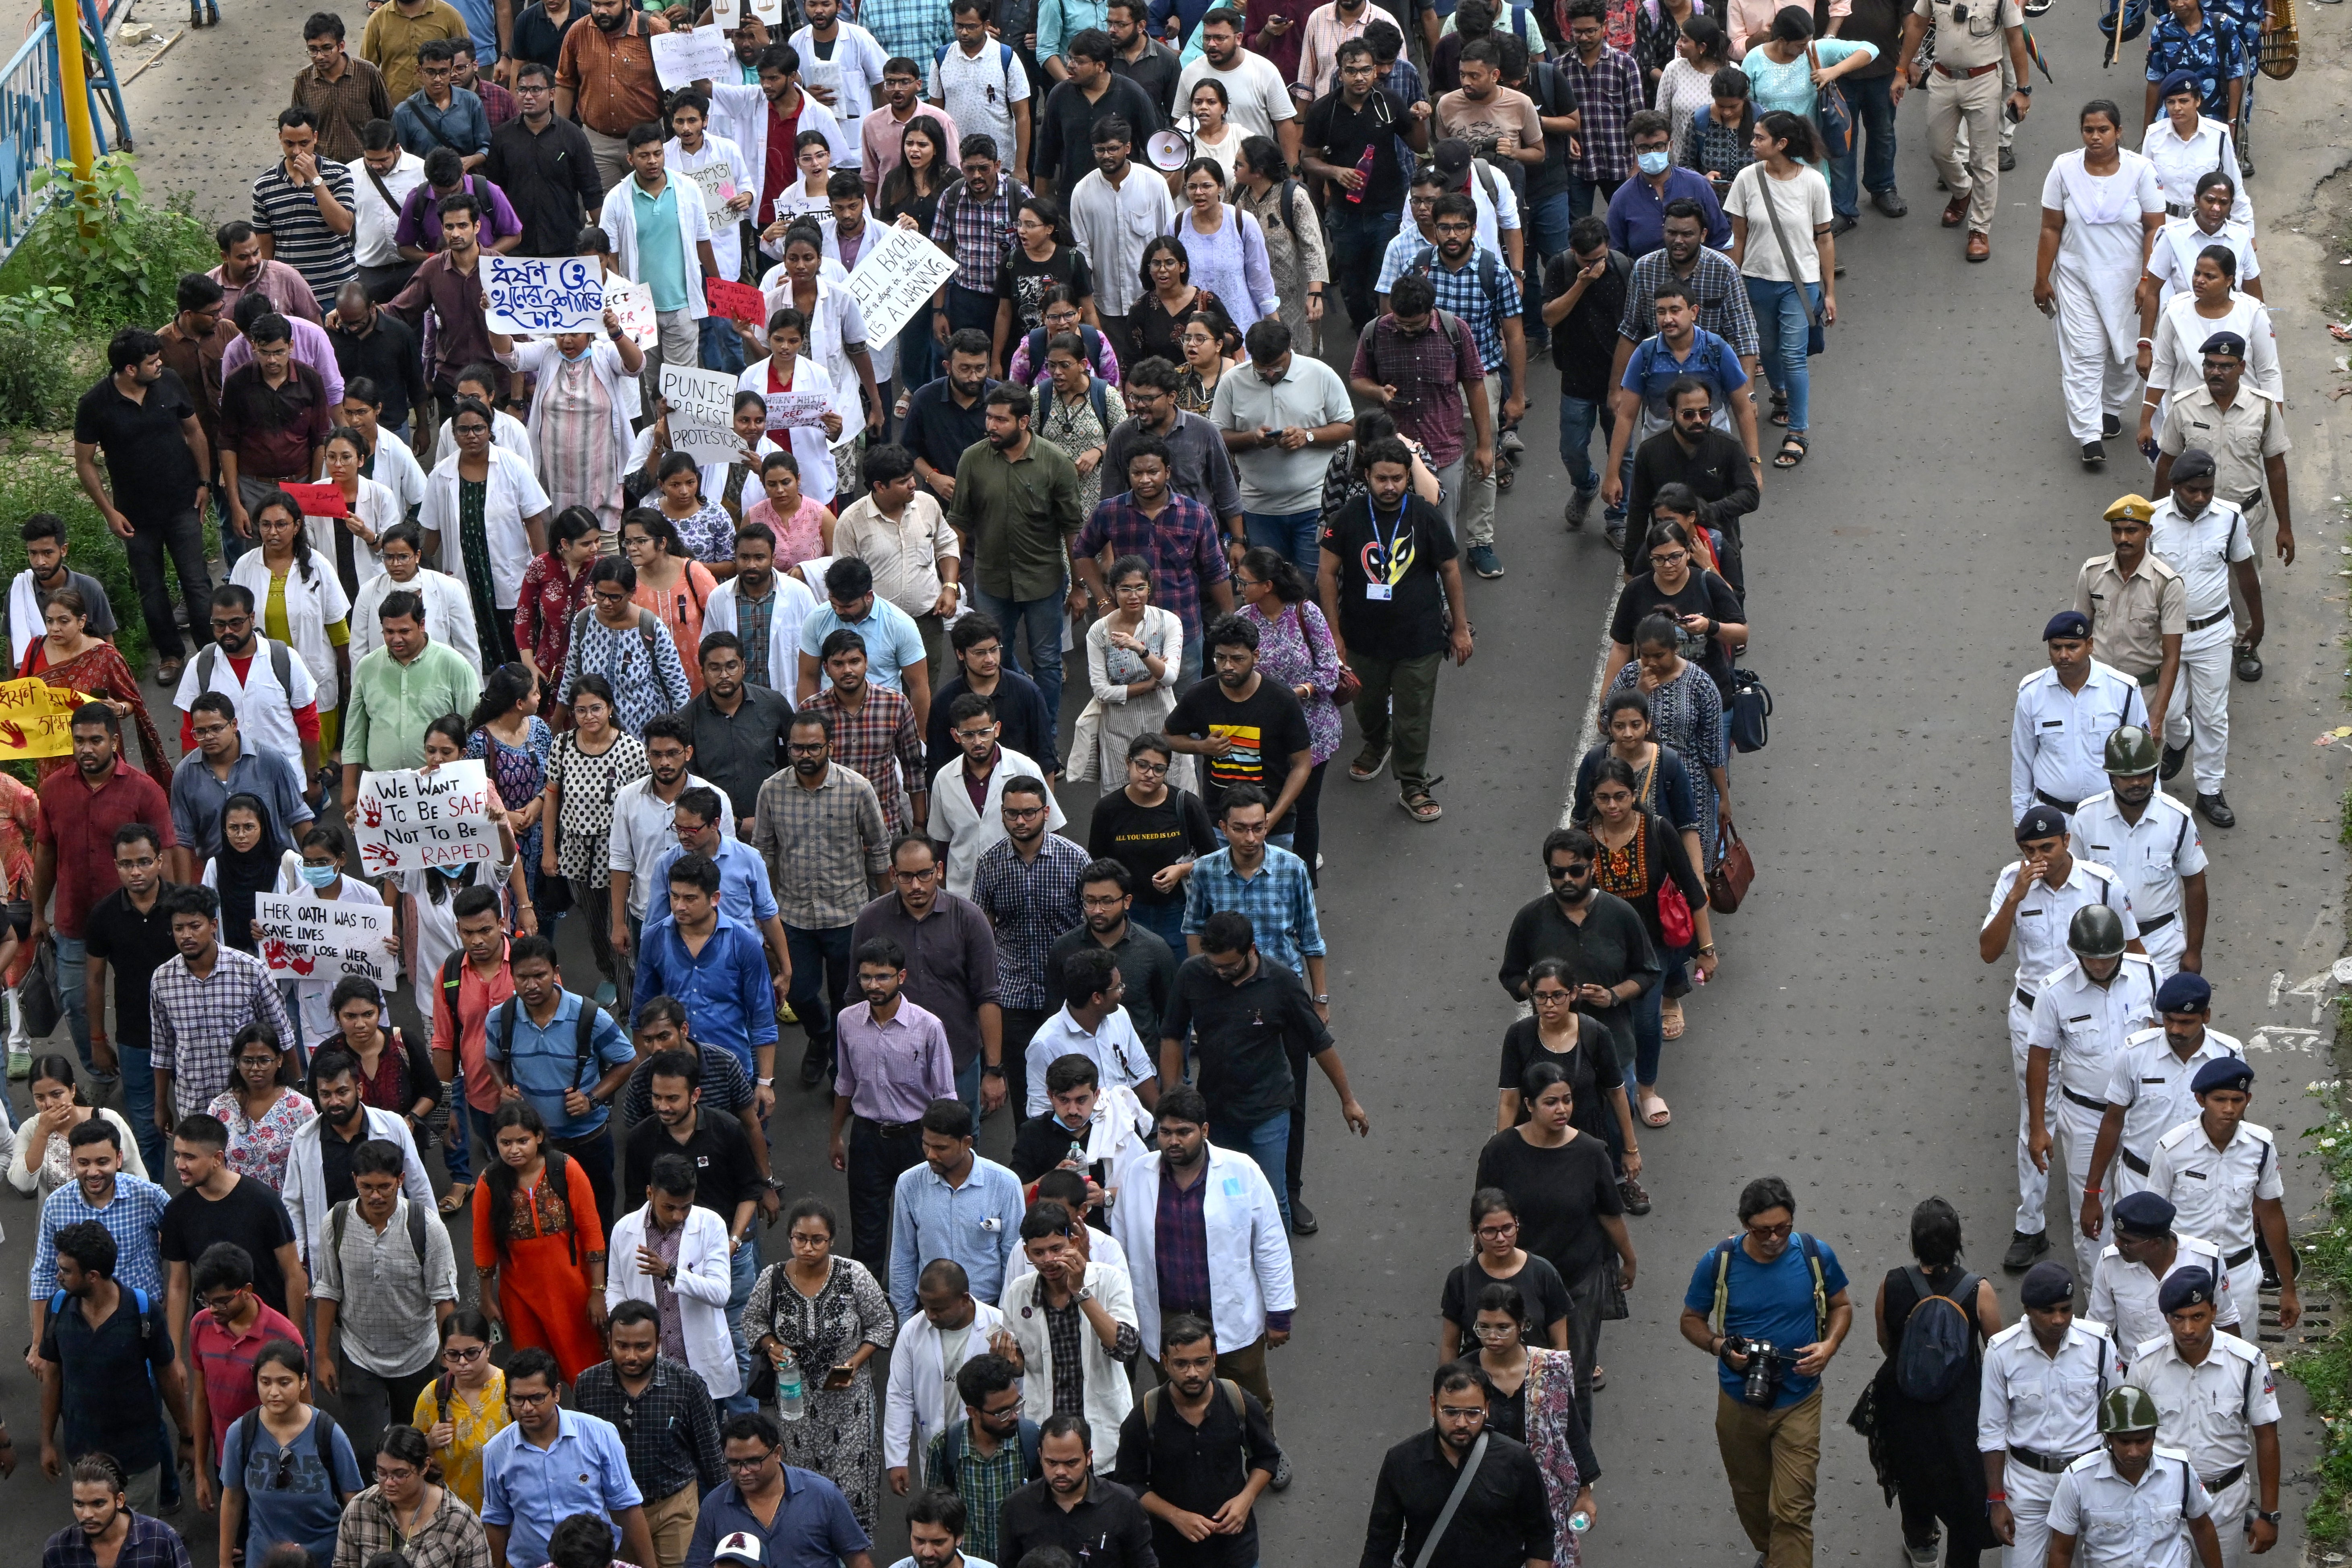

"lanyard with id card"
[1365,497,1402,601]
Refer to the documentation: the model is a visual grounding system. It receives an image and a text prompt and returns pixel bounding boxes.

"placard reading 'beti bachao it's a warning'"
[354,760,498,874]
[846,224,959,347]
[256,894,395,986]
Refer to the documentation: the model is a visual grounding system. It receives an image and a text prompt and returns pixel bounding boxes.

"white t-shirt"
[1173,50,1297,144]
[2042,150,2166,280]
[1725,163,1833,283]
[928,38,1030,165]
[790,23,891,166]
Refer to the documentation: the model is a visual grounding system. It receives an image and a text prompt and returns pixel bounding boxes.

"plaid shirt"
[752,762,891,930]
[150,946,296,1118]
[471,74,519,125]
[1153,1161,1213,1318]
[802,685,927,837]
[331,1485,493,1568]
[1676,108,1757,195]
[972,833,1089,1008]
[1178,844,1325,977]
[932,176,1031,295]
[1380,55,1425,107]
[1043,1298,1088,1416]
[574,1356,726,1502]
[860,0,955,63]
[38,1512,190,1568]
[1393,242,1521,384]
[31,1174,169,1305]
[1072,491,1230,652]
[925,1419,1028,1562]
[1558,44,1644,181]
[1351,312,1487,468]
[1618,244,1761,360]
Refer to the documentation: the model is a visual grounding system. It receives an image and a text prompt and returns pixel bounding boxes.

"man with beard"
[754,711,892,1088]
[553,0,671,189]
[906,333,998,500]
[609,715,741,1004]
[574,1299,729,1563]
[802,631,928,839]
[281,1044,435,1272]
[951,385,1084,755]
[705,522,820,694]
[972,777,1089,1128]
[2144,453,2263,830]
[384,195,508,418]
[42,1455,183,1568]
[702,44,855,241]
[1064,112,1172,368]
[209,220,326,325]
[149,895,297,1136]
[998,1415,1156,1567]
[925,615,1059,780]
[1162,620,1313,839]
[1619,376,1761,590]
[829,938,957,1271]
[2070,726,2207,980]
[886,1267,1007,1498]
[492,936,638,1221]
[621,1054,765,1405]
[1498,825,1661,1079]
[486,60,606,257]
[36,1225,191,1518]
[682,635,797,835]
[632,860,776,1125]
[889,1098,1026,1318]
[311,1139,459,1458]
[1112,1312,1280,1568]
[862,58,959,198]
[897,1491,983,1568]
[68,336,205,684]
[854,837,1007,1116]
[1045,859,1177,1051]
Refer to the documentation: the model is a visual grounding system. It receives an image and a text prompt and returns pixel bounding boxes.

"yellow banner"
[0,679,95,758]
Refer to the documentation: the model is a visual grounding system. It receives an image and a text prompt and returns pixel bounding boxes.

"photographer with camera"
[1676,1175,1853,1568]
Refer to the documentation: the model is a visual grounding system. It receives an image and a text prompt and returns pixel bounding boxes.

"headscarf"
[213,791,288,954]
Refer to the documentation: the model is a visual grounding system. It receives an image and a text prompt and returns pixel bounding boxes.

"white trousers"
[2012,993,2059,1234]
[2052,270,2141,443]
[2055,1092,2114,1282]
[2138,917,2186,981]
[2164,630,2236,791]
[2001,1459,2063,1568]
[2209,1470,2253,1568]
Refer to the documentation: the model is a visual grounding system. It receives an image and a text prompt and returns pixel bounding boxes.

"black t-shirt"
[1086,786,1219,909]
[1110,39,1184,117]
[1440,1252,1573,1344]
[160,1175,299,1316]
[39,1293,175,1473]
[83,887,184,1049]
[72,370,201,527]
[1163,676,1313,824]
[1542,250,1630,395]
[997,244,1097,336]
[903,377,996,481]
[1518,59,1579,202]
[1036,76,1162,200]
[1609,568,1744,700]
[1317,495,1458,659]
[510,0,584,70]
[1302,87,1412,211]
[623,1109,765,1219]
[1159,954,1330,1129]
[1471,1129,1624,1281]
[1495,1014,1623,1147]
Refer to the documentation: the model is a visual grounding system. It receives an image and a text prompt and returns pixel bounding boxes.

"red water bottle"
[1346,141,1376,204]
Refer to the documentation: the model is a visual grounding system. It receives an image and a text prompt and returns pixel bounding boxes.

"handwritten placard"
[686,160,738,213]
[661,364,746,462]
[282,481,347,518]
[606,277,660,352]
[765,391,833,431]
[0,677,91,758]
[482,254,605,334]
[354,760,498,874]
[846,223,958,346]
[650,25,737,88]
[256,894,395,986]
[706,276,767,324]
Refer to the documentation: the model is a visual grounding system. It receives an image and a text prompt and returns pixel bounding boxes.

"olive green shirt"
[947,432,1086,603]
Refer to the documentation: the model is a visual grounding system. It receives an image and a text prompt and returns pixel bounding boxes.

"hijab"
[214,791,289,954]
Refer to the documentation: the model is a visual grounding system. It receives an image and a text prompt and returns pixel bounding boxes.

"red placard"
[705,277,767,325]
[282,481,348,518]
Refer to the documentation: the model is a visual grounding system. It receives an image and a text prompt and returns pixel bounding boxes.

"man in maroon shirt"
[380,194,512,417]
[217,314,333,550]
[31,706,180,1082]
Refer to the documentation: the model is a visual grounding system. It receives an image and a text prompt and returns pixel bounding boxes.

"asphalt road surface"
[21,2,2352,1562]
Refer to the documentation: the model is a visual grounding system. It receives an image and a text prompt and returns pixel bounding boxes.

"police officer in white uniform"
[2027,905,2160,1282]
[2046,1385,2225,1568]
[2083,972,2242,1219]
[2070,726,2207,980]
[2011,609,2152,824]
[2146,449,2263,829]
[1979,1262,2127,1568]
[1982,802,2141,1271]
[2087,1190,2237,1363]
[2145,1058,2303,1334]
[2126,1266,2283,1568]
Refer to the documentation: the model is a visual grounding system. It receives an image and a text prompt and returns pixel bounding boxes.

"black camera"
[1726,1336,1794,1407]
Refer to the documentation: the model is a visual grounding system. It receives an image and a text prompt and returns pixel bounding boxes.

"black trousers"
[549,1125,616,1233]
[846,1116,928,1273]
[1000,1005,1047,1129]
[125,505,213,662]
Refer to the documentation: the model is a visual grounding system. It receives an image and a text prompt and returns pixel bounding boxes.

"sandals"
[1400,785,1444,823]
[438,1182,471,1215]
[1348,743,1390,783]
[1661,997,1686,1039]
[1768,390,1790,427]
[1773,432,1809,469]
[1640,1091,1673,1128]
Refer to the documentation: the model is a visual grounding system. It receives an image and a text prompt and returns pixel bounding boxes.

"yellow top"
[411,1365,510,1512]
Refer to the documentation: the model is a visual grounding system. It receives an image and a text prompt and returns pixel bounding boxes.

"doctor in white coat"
[281,1053,434,1270]
[999,1202,1139,1446]
[606,1155,744,1401]
[1109,1086,1295,1416]
[883,1256,1009,1494]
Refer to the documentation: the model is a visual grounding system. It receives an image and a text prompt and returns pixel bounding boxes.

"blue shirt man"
[634,907,780,1078]
[484,979,636,1138]
[1621,320,1748,421]
[169,715,316,862]
[1680,1184,1851,1410]
[886,1105,1025,1318]
[645,836,783,928]
[797,583,930,698]
[480,1363,657,1568]
[684,1446,870,1568]
[393,77,491,161]
[1605,173,1732,260]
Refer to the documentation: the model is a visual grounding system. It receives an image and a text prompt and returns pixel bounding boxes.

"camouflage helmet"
[2100,1385,2161,1436]
[2104,725,2160,777]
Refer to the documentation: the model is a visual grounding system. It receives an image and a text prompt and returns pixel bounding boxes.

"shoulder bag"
[1410,1431,1491,1568]
[1708,820,1756,913]
[1805,41,1855,159]
[1757,171,1827,355]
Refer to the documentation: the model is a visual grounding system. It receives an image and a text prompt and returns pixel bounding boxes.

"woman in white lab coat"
[736,311,846,506]
[230,491,352,752]
[2033,101,2166,465]
[312,426,404,600]
[755,223,880,455]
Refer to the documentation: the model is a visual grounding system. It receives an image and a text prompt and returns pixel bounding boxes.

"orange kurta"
[474,1151,606,1382]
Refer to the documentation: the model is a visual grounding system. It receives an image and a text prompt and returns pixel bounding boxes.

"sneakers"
[2002,1229,2049,1272]
[1618,1177,1652,1215]
[1905,1539,1942,1568]
[6,1045,25,1080]
[2102,412,2123,438]
[2081,440,2107,468]
[1467,543,1504,578]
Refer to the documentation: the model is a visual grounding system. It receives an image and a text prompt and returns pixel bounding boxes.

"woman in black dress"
[1872,1198,2004,1568]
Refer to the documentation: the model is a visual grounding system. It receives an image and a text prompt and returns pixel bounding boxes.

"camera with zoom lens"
[1726,1336,1794,1407]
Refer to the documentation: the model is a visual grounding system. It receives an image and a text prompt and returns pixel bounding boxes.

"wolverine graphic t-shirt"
[1320,494,1458,659]
[1165,674,1314,824]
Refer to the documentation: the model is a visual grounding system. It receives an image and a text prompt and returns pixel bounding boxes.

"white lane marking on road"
[1558,583,1626,830]
[2249,1028,2329,1055]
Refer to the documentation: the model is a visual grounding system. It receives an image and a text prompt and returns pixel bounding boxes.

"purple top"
[220,315,347,407]
[395,174,525,252]
[1239,597,1342,765]
[1009,328,1122,388]
[833,995,957,1123]
[1164,204,1280,331]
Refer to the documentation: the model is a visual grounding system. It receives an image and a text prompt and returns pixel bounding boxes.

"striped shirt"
[251,161,359,311]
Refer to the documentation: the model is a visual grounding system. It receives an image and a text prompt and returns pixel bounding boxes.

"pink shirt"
[746,494,831,570]
[192,1303,305,1454]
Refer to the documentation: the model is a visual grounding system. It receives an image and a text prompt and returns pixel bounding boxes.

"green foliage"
[12,153,217,331]
[0,287,81,428]
[2290,1091,2352,1544]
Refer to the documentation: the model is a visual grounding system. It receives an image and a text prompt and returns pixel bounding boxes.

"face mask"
[1637,149,1671,176]
[437,864,469,879]
[300,864,339,888]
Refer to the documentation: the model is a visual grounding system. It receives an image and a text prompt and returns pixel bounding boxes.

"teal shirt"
[632,179,688,312]
[343,640,484,773]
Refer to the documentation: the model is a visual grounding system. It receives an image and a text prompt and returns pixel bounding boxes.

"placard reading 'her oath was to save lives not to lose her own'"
[354,760,499,874]
[255,894,396,986]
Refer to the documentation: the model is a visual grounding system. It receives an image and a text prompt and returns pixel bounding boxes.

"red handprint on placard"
[360,795,384,828]
[0,720,27,749]
[262,938,291,971]
[361,842,399,872]
[289,954,316,976]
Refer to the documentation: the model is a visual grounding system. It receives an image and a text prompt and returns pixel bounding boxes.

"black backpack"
[1892,1266,1979,1402]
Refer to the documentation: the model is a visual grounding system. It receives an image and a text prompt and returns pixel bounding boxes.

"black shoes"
[2003,1229,2048,1272]
[2236,644,2264,682]
[1829,213,1858,236]
[2161,742,2188,781]
[1290,1197,1318,1235]
[1998,146,2017,171]
[799,1049,828,1088]
[1619,1177,1652,1215]
[2081,440,2106,467]
[2196,791,2235,828]
[1873,188,1908,217]
[2102,413,2122,438]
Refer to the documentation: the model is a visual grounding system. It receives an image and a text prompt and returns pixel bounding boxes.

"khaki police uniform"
[2147,494,2255,796]
[2145,1118,2282,1316]
[1978,1318,2127,1568]
[2073,550,2187,702]
[1984,859,2139,1235]
[2127,1330,2279,1568]
[2071,789,2207,979]
[2088,1232,2238,1358]
[2099,1027,2244,1197]
[2011,661,2151,823]
[2158,384,2289,535]
[2046,1442,2213,1568]
[1918,0,2023,235]
[2028,953,2160,1279]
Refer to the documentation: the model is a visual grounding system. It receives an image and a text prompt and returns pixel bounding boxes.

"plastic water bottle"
[778,1349,806,1421]
[1569,1512,1592,1534]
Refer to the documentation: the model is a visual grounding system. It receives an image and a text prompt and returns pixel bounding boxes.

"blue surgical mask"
[437,864,469,879]
[1637,149,1671,176]
[300,864,339,888]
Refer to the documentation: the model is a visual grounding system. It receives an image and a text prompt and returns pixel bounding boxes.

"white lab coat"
[881,1298,1007,1473]
[349,568,483,670]
[736,353,843,504]
[751,268,871,441]
[281,1105,435,1268]
[1000,1260,1137,1442]
[928,745,1069,897]
[171,634,321,764]
[432,408,535,469]
[301,477,403,595]
[705,570,819,671]
[600,171,718,321]
[1110,1142,1295,1356]
[421,445,552,609]
[606,1202,744,1398]
[229,552,353,713]
[707,83,852,215]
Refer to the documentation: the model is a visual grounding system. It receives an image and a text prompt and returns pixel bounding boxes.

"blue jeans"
[442,1103,499,1186]
[1131,900,1187,953]
[1243,509,1322,574]
[1325,201,1402,331]
[1523,188,1574,341]
[52,934,94,1075]
[1744,277,1820,433]
[119,1044,167,1174]
[1829,73,1899,219]
[1569,175,1620,218]
[955,1052,982,1118]
[1224,1110,1294,1231]
[699,314,747,375]
[1632,978,1666,1088]
[1556,391,1612,495]
[968,585,1066,760]
[723,1235,760,1413]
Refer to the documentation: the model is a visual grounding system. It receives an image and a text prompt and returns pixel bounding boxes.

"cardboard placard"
[845,223,959,347]
[661,364,746,462]
[764,390,833,430]
[686,159,739,212]
[706,276,768,324]
[482,254,606,334]
[281,481,347,518]
[0,677,93,758]
[353,760,499,874]
[650,26,736,89]
[711,0,740,28]
[606,277,660,351]
[256,894,396,987]
[748,0,782,27]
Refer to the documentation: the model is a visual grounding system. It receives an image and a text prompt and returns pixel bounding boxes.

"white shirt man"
[2145,1081,2282,1315]
[345,147,430,269]
[1977,1281,2128,1568]
[173,629,321,766]
[2046,1435,2214,1568]
[2125,1291,2280,1568]
[1023,1007,1154,1119]
[2097,981,2241,1200]
[1067,153,1175,322]
[350,564,483,668]
[2010,612,2151,822]
[281,1105,434,1269]
[789,17,890,165]
[2089,1192,2238,1363]
[1000,1248,1138,1448]
[2070,783,2205,979]
[2145,485,2255,802]
[606,1185,742,1399]
[2028,952,2160,1281]
[1173,39,1295,142]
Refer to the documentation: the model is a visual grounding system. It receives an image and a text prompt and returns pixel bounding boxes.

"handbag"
[1408,1431,1491,1568]
[1806,42,1855,159]
[1295,601,1360,704]
[1708,822,1756,914]
[1757,174,1827,356]
[1654,817,1697,946]
[1729,666,1772,752]
[19,934,61,1040]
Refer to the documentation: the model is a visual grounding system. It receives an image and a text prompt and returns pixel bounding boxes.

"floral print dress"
[744,1256,896,1530]
[207,1088,319,1192]
[467,719,554,895]
[1238,598,1342,766]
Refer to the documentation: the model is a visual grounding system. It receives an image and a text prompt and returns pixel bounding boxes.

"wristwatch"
[982,1064,1006,1077]
[1311,993,1331,1005]
[2256,1512,2283,1525]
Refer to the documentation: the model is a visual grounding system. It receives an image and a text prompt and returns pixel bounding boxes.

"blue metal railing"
[0,0,132,256]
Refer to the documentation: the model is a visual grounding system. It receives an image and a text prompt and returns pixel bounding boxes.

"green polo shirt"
[342,639,483,772]
[947,432,1086,602]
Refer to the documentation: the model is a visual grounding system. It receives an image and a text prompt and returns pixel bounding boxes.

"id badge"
[1365,583,1393,601]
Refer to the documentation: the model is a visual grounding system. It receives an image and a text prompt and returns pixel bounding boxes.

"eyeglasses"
[1474,1222,1519,1239]
[953,727,998,742]
[1003,805,1047,820]
[893,865,939,882]
[1529,990,1573,1007]
[786,741,828,756]
[1080,894,1126,909]
[1546,862,1592,880]
[1472,1320,1521,1339]
[1128,760,1168,777]
[443,1343,487,1363]
[1746,1220,1795,1240]
[724,1449,779,1472]
[373,1466,419,1485]
[1649,550,1689,568]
